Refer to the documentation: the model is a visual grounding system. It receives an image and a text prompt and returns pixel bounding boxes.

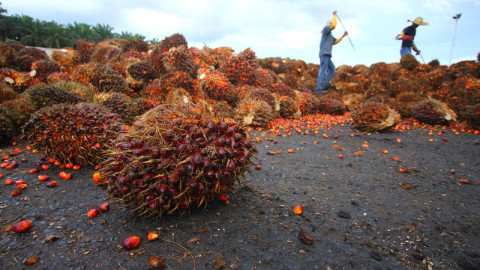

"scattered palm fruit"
[99,202,110,211]
[87,209,99,218]
[147,232,159,241]
[13,220,32,233]
[148,256,165,270]
[351,102,401,132]
[122,235,140,250]
[293,205,303,215]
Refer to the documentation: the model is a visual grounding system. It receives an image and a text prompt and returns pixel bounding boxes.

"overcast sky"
[3,0,479,67]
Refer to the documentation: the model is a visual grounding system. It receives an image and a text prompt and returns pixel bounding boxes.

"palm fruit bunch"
[161,45,198,77]
[277,95,299,119]
[0,98,35,131]
[0,41,17,68]
[315,97,346,115]
[16,47,48,71]
[252,68,277,88]
[0,67,30,92]
[0,81,19,102]
[159,33,188,54]
[399,53,419,71]
[294,92,317,115]
[72,63,100,85]
[51,48,81,74]
[196,68,237,105]
[47,72,71,84]
[31,59,61,82]
[394,91,425,118]
[143,79,166,99]
[90,65,128,93]
[234,98,274,127]
[76,40,96,63]
[350,74,370,93]
[462,104,480,130]
[147,45,167,76]
[191,46,217,68]
[211,100,234,119]
[259,57,287,74]
[24,84,86,110]
[220,48,257,85]
[90,44,122,65]
[126,61,156,83]
[22,102,123,165]
[412,98,457,126]
[0,110,15,146]
[246,86,276,110]
[95,104,257,216]
[94,92,140,124]
[52,81,95,101]
[281,73,299,89]
[160,71,197,99]
[269,82,295,98]
[122,39,149,53]
[389,77,421,97]
[351,101,401,132]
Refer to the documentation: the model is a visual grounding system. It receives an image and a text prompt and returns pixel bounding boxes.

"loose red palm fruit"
[122,236,140,250]
[87,209,99,218]
[99,202,110,211]
[13,220,32,233]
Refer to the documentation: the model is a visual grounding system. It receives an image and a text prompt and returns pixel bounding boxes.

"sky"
[3,0,480,67]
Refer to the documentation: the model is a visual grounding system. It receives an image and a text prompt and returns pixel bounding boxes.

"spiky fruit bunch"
[0,114,15,146]
[77,40,96,63]
[18,47,48,60]
[25,85,86,110]
[211,100,234,119]
[0,98,35,131]
[31,59,61,82]
[51,48,80,74]
[0,67,30,93]
[368,62,390,78]
[22,102,123,165]
[90,44,122,65]
[94,92,140,124]
[143,79,166,99]
[315,97,346,115]
[15,54,36,72]
[394,91,425,118]
[159,33,188,54]
[463,104,480,130]
[122,39,149,53]
[96,104,256,216]
[390,78,421,97]
[90,65,128,93]
[259,57,286,74]
[53,81,95,101]
[234,98,274,127]
[160,71,197,99]
[247,87,276,110]
[220,48,257,85]
[269,82,295,98]
[428,59,440,68]
[47,72,71,84]
[196,68,237,105]
[351,102,401,132]
[252,68,277,88]
[294,92,317,115]
[126,61,156,83]
[412,98,457,126]
[162,45,198,77]
[0,42,17,68]
[278,95,299,119]
[400,53,419,71]
[0,81,19,102]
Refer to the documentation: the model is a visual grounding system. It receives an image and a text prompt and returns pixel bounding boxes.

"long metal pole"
[336,14,355,51]
[449,18,459,66]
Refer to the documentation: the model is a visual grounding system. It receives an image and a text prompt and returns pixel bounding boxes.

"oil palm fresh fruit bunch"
[162,45,198,77]
[315,97,346,115]
[94,92,140,124]
[24,84,86,110]
[400,53,419,71]
[95,104,257,216]
[122,39,149,53]
[0,41,17,68]
[219,48,257,86]
[159,33,188,54]
[0,98,35,132]
[351,101,401,132]
[412,98,457,126]
[77,40,96,63]
[394,91,425,118]
[294,92,317,115]
[277,95,299,119]
[234,98,274,127]
[0,67,30,93]
[196,68,237,105]
[90,65,128,93]
[268,82,295,98]
[0,81,19,102]
[31,59,61,82]
[22,102,123,166]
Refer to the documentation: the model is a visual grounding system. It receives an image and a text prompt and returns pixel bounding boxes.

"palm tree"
[92,23,114,43]
[66,22,94,44]
[44,21,68,48]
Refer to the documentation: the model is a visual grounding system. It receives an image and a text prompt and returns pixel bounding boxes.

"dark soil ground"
[1,116,479,270]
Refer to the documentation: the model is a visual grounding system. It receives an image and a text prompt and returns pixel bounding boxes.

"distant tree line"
[0,3,161,48]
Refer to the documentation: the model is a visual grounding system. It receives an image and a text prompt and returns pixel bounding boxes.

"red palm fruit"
[254,165,261,170]
[41,164,49,170]
[87,209,99,218]
[99,202,110,211]
[15,180,25,186]
[122,236,140,250]
[148,256,165,270]
[0,173,3,178]
[18,184,27,190]
[59,171,67,179]
[11,186,22,196]
[29,168,39,174]
[92,172,101,185]
[5,178,14,185]
[46,181,57,187]
[38,175,49,181]
[147,232,159,241]
[73,165,81,170]
[13,220,32,233]
[65,163,73,168]
[48,158,55,163]
[64,173,72,180]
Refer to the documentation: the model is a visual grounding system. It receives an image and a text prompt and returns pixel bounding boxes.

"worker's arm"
[412,42,421,55]
[395,31,414,40]
[330,10,338,30]
[334,31,348,45]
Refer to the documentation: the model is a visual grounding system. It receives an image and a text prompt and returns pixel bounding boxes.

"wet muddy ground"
[1,118,479,270]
